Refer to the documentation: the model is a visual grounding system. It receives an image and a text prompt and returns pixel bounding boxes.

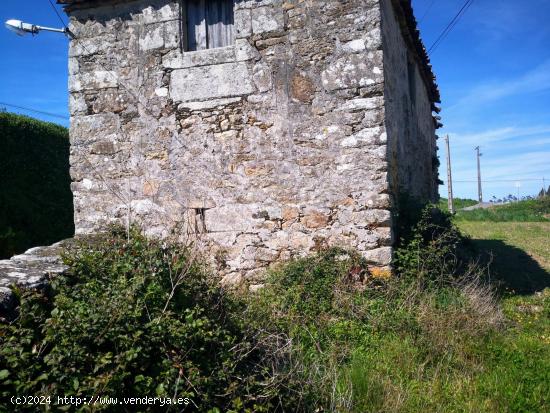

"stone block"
[91,140,118,155]
[204,204,262,233]
[69,71,118,92]
[340,126,384,147]
[252,63,273,93]
[322,54,382,91]
[163,47,236,69]
[170,63,254,102]
[291,73,316,103]
[141,3,179,24]
[302,210,330,229]
[251,6,285,34]
[234,8,253,38]
[236,39,261,61]
[341,38,366,53]
[336,97,384,112]
[362,246,392,266]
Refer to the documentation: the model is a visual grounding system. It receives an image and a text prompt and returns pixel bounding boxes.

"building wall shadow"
[469,239,550,295]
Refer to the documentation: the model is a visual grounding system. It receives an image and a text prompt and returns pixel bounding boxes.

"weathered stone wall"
[0,240,70,320]
[65,0,434,284]
[380,0,438,203]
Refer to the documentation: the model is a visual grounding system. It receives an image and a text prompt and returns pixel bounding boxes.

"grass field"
[456,220,549,412]
[458,221,550,293]
[454,198,550,222]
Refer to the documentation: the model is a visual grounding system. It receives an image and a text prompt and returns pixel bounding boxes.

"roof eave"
[390,0,441,104]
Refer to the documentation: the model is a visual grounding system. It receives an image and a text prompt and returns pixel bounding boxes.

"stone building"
[58,0,440,284]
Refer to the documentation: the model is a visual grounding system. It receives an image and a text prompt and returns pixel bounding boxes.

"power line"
[428,0,473,54]
[0,3,71,123]
[428,0,474,55]
[419,0,436,23]
[453,179,546,183]
[47,0,67,27]
[427,0,475,56]
[429,0,475,55]
[0,101,69,120]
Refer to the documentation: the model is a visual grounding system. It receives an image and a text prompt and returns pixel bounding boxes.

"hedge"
[0,111,73,258]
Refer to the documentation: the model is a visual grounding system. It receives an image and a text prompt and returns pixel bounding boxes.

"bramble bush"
[0,227,281,412]
[394,204,467,286]
[2,204,547,412]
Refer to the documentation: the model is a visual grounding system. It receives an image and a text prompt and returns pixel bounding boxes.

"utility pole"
[444,135,455,213]
[475,146,483,203]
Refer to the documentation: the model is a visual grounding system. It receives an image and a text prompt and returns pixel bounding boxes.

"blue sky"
[1,0,549,200]
[414,0,550,200]
[1,1,69,124]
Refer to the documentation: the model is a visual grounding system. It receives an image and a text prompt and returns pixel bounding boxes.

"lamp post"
[5,19,73,38]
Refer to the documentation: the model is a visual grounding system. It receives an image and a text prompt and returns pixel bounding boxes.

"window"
[186,0,235,51]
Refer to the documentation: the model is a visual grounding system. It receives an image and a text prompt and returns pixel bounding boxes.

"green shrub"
[394,205,466,285]
[243,203,547,412]
[0,227,279,412]
[0,112,73,258]
[2,210,547,412]
[252,248,367,325]
[246,242,509,412]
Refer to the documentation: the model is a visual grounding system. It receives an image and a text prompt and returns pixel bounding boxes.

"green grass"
[454,198,550,222]
[247,208,550,412]
[442,220,550,412]
[459,221,550,274]
[2,210,549,412]
[337,292,550,412]
[246,215,550,412]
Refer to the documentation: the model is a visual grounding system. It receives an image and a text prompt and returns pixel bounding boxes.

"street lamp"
[5,19,73,38]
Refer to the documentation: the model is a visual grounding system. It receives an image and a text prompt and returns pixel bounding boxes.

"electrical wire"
[453,179,546,183]
[47,0,68,27]
[0,3,71,122]
[427,0,475,56]
[419,0,436,24]
[0,101,69,120]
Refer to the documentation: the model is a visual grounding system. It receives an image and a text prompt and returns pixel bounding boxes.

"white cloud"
[440,125,550,199]
[448,125,550,148]
[448,59,550,112]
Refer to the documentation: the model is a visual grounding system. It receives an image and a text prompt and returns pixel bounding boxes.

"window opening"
[186,0,234,51]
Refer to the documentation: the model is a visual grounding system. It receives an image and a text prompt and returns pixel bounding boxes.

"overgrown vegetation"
[0,228,282,412]
[454,198,550,222]
[0,112,74,258]
[1,204,548,412]
[243,205,548,411]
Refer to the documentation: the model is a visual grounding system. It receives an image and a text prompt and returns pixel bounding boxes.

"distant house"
[58,0,441,283]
